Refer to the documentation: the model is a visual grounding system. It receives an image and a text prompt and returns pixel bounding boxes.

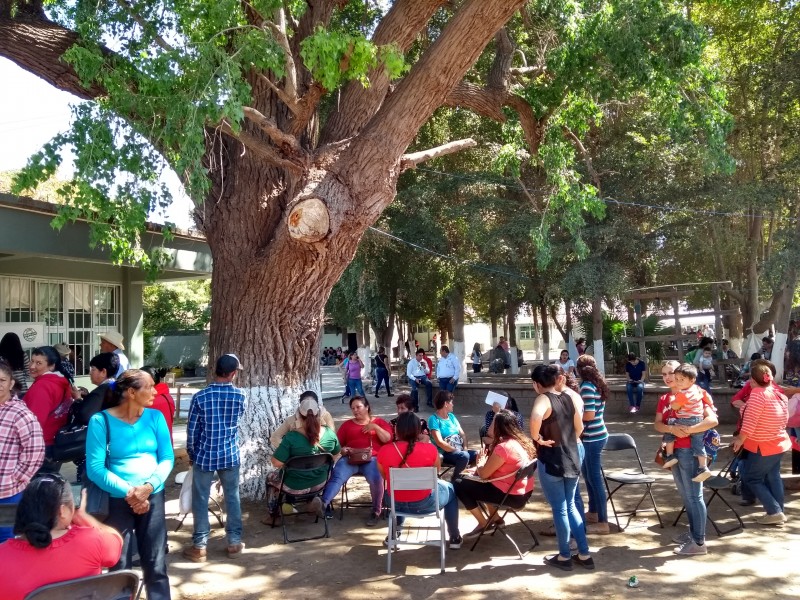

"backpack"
[703,428,721,464]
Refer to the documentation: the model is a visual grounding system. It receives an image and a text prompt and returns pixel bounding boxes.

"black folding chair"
[24,570,140,600]
[469,460,540,558]
[602,433,664,530]
[672,454,745,536]
[271,453,334,543]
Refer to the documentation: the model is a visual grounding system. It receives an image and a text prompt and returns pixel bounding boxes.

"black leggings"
[453,477,526,511]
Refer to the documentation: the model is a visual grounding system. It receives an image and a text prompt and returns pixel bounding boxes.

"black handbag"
[86,411,111,521]
[52,424,88,462]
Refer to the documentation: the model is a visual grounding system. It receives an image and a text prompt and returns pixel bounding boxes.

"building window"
[0,277,122,377]
[519,325,537,340]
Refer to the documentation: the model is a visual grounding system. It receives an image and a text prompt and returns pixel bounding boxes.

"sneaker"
[673,540,707,556]
[586,522,610,535]
[387,393,394,397]
[757,512,787,526]
[629,407,637,414]
[309,496,325,518]
[672,530,692,545]
[365,512,382,527]
[462,524,487,540]
[662,455,679,469]
[571,554,596,570]
[449,535,463,549]
[692,468,713,483]
[182,545,207,562]
[324,503,335,520]
[226,542,245,558]
[544,554,573,571]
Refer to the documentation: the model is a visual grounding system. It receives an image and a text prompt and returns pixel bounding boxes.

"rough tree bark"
[1,0,529,497]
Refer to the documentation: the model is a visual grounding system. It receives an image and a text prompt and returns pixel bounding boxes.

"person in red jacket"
[142,366,176,443]
[24,346,74,473]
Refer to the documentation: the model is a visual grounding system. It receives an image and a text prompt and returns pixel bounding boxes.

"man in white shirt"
[436,345,461,393]
[99,330,130,377]
[406,349,432,411]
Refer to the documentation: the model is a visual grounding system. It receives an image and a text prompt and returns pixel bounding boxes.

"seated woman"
[269,390,336,448]
[428,390,477,479]
[317,396,392,526]
[376,412,462,548]
[0,475,122,600]
[268,396,340,518]
[480,394,523,446]
[454,410,536,539]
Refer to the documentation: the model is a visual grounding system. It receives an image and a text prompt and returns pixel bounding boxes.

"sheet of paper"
[485,390,508,407]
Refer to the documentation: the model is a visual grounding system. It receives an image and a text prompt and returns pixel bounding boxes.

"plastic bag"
[178,469,193,515]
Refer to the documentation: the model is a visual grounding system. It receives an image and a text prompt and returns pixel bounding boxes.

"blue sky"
[0,58,194,229]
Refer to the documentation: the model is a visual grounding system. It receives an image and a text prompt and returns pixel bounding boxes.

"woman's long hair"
[13,474,73,548]
[103,369,147,408]
[31,346,73,384]
[489,410,536,460]
[394,412,421,466]
[0,333,25,371]
[576,354,609,402]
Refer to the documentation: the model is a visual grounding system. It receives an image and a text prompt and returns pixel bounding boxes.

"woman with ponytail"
[269,395,340,518]
[24,346,75,473]
[0,474,122,600]
[376,412,462,549]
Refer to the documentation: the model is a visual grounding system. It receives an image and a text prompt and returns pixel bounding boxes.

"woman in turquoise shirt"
[86,369,174,600]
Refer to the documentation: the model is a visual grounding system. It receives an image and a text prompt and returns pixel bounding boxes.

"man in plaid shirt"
[183,354,246,562]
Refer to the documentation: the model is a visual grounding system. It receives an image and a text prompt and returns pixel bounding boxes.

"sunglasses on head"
[33,472,67,486]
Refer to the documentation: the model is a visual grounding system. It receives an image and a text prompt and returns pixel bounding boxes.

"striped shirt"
[187,382,246,471]
[0,397,45,498]
[672,384,705,418]
[740,385,791,456]
[580,382,608,442]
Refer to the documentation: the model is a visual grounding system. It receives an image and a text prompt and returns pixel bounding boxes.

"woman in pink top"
[345,351,365,398]
[733,362,791,526]
[453,410,536,539]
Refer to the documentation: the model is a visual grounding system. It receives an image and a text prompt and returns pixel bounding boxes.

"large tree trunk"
[540,303,550,363]
[592,296,606,374]
[450,284,466,381]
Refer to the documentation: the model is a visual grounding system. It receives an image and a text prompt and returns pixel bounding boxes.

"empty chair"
[24,570,140,600]
[602,433,664,530]
[386,467,446,574]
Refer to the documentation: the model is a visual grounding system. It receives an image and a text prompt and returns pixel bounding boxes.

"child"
[697,347,714,391]
[662,363,712,482]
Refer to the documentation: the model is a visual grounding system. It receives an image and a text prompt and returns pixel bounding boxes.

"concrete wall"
[149,333,209,368]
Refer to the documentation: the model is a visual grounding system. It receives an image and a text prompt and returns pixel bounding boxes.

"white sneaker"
[674,540,707,556]
[672,531,692,545]
[757,512,787,526]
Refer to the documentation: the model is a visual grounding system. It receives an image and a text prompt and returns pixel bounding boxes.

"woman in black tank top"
[530,364,595,571]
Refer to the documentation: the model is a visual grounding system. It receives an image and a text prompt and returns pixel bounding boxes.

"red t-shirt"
[150,382,176,443]
[377,441,439,502]
[337,418,392,456]
[0,526,122,600]
[656,392,715,449]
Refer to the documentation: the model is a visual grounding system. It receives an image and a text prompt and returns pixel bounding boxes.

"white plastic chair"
[386,467,446,574]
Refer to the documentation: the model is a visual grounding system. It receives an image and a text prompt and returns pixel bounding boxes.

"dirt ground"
[161,398,799,600]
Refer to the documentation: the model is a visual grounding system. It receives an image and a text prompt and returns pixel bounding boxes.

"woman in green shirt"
[268,397,340,517]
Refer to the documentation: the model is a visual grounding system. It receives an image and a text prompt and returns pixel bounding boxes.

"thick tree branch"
[265,11,298,102]
[443,82,507,122]
[257,73,299,113]
[488,29,514,90]
[218,120,304,173]
[400,138,477,171]
[0,15,106,101]
[563,127,601,190]
[321,0,449,144]
[289,82,326,137]
[242,106,304,157]
[504,94,546,154]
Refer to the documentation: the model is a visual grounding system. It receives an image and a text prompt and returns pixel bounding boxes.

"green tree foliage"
[143,280,211,356]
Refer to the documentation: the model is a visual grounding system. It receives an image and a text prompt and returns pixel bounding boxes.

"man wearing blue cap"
[184,354,246,562]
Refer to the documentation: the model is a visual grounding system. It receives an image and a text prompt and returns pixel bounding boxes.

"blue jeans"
[0,491,23,543]
[626,382,644,408]
[409,376,433,408]
[581,438,607,522]
[441,449,477,480]
[389,480,459,539]
[742,449,784,515]
[106,491,170,600]
[191,466,243,547]
[537,466,590,558]
[374,368,391,394]
[672,448,706,544]
[322,456,384,515]
[736,452,755,502]
[348,378,365,397]
[438,377,458,393]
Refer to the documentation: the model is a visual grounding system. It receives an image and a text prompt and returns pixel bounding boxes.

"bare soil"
[162,398,799,600]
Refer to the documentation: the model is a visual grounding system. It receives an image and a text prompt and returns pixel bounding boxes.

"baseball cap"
[216,353,243,374]
[298,397,320,416]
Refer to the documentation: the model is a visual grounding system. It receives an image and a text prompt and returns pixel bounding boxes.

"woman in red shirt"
[318,396,392,526]
[377,412,462,548]
[0,473,122,599]
[733,362,791,526]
